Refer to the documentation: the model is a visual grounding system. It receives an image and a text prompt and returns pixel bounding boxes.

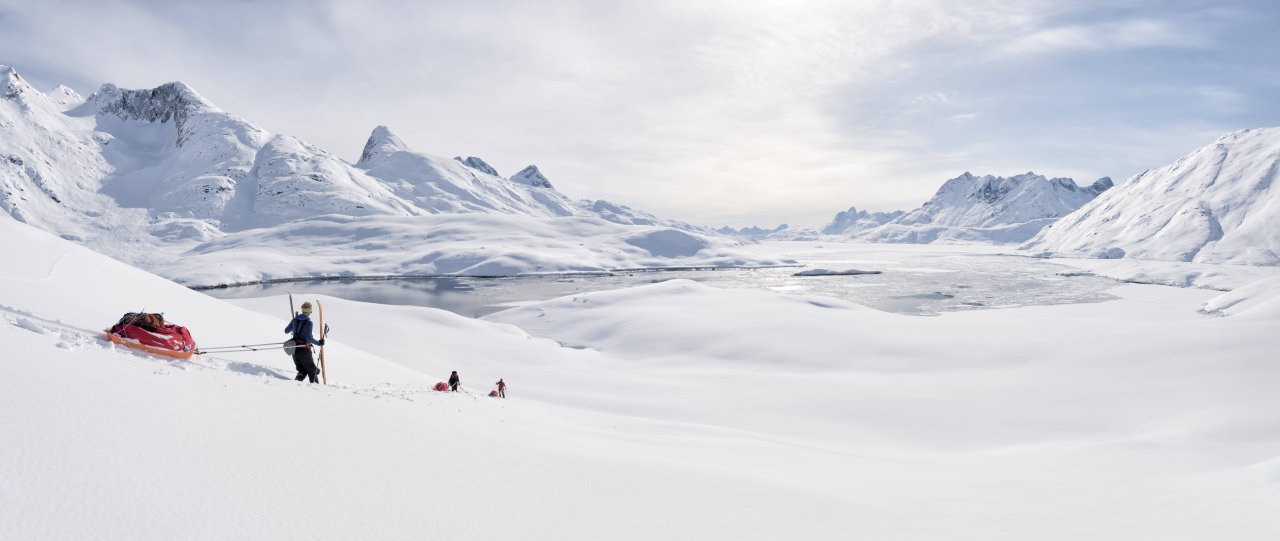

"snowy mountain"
[717,224,789,237]
[353,125,581,217]
[454,155,501,177]
[1025,128,1280,265]
[840,172,1111,244]
[820,207,905,236]
[1,65,759,281]
[510,165,554,188]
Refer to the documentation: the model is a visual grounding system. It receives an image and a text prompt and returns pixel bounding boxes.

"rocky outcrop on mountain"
[454,156,501,177]
[357,125,411,166]
[511,165,554,189]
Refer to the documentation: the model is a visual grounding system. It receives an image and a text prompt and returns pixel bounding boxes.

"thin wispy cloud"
[1,0,1276,227]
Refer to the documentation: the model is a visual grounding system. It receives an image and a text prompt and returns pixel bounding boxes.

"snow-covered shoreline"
[185,264,802,290]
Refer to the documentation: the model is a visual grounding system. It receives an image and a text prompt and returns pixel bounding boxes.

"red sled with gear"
[105,312,198,359]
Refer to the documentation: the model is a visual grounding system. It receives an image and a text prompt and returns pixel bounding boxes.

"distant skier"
[448,371,461,392]
[285,302,325,383]
[495,378,506,398]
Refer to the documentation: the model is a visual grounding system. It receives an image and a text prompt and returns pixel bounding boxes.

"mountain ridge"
[825,172,1111,244]
[1024,127,1280,265]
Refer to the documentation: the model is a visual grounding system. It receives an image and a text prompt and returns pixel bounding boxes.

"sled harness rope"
[194,342,286,355]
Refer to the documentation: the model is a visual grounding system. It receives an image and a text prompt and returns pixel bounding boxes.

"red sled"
[105,312,197,360]
[488,390,499,397]
[433,381,450,391]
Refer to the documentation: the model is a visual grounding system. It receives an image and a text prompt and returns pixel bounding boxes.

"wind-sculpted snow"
[1202,275,1280,318]
[833,173,1111,244]
[623,229,708,258]
[1026,128,1280,266]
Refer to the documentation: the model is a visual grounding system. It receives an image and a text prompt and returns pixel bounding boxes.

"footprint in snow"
[14,317,48,334]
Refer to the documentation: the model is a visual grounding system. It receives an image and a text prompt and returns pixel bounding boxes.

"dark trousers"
[498,388,505,398]
[450,382,459,391]
[293,346,319,383]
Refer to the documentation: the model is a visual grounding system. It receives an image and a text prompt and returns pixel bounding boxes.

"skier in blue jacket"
[285,302,325,383]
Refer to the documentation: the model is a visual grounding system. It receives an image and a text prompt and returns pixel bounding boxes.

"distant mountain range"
[820,172,1113,244]
[8,64,1278,272]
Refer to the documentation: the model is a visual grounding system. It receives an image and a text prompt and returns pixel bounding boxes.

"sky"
[2,0,1278,228]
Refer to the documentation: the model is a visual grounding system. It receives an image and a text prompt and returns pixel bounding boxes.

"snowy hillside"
[1025,128,1280,265]
[1,65,767,281]
[0,212,845,539]
[836,172,1111,244]
[7,208,1280,539]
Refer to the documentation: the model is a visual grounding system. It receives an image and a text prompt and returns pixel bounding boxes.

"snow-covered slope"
[1025,128,1280,265]
[842,172,1111,244]
[355,126,580,217]
[7,210,1280,539]
[0,211,846,540]
[76,81,273,225]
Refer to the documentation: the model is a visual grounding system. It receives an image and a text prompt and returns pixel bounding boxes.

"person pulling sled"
[285,302,325,383]
[495,378,506,398]
[449,371,461,392]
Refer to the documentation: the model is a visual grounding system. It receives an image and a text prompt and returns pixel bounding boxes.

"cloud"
[0,0,1275,228]
[988,15,1214,61]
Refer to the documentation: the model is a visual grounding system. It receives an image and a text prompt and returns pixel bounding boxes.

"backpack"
[116,312,165,332]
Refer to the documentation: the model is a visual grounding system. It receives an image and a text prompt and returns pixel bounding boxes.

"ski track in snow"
[0,303,485,405]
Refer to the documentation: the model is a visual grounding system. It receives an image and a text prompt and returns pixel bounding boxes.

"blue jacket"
[285,314,321,346]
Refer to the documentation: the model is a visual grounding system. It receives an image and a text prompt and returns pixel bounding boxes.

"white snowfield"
[1,65,776,285]
[1027,127,1280,265]
[5,208,1280,539]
